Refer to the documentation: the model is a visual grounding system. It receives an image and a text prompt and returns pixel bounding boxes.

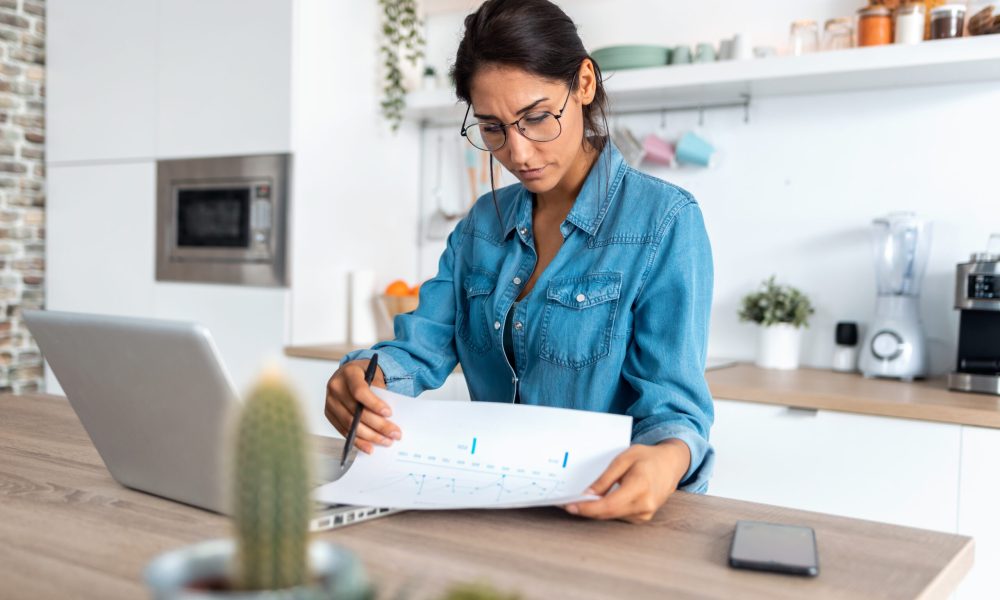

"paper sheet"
[315,387,632,510]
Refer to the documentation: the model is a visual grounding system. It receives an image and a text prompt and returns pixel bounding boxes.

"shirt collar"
[502,140,627,239]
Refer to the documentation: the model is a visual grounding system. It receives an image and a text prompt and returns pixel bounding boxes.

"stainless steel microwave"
[156,154,289,287]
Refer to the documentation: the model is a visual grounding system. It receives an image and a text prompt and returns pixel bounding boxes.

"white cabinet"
[47,0,157,163]
[710,398,961,533]
[44,161,157,395]
[46,162,157,318]
[956,426,1000,600]
[155,0,292,158]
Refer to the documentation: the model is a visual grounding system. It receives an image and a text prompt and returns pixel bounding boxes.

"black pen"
[341,353,379,467]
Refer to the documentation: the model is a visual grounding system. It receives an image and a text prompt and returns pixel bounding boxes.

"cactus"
[232,369,312,591]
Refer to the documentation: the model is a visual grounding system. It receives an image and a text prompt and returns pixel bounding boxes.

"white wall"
[416,0,1000,376]
[287,0,421,347]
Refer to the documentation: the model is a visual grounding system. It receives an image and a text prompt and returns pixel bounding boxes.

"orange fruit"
[409,282,422,296]
[385,279,411,296]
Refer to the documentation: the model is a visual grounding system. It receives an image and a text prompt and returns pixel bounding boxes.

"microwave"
[156,154,290,287]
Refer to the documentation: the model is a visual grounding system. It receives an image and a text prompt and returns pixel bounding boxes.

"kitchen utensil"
[948,234,1000,396]
[858,213,933,381]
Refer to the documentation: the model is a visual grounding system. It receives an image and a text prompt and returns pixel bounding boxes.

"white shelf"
[406,36,1000,124]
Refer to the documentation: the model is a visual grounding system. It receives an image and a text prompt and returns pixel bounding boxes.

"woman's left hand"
[564,439,691,523]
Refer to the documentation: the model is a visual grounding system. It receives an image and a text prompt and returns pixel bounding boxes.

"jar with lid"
[930,4,966,39]
[896,3,927,43]
[790,19,820,55]
[824,17,855,50]
[923,0,948,38]
[858,5,893,46]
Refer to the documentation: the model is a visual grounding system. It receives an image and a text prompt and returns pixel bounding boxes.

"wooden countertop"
[0,393,973,599]
[707,364,1000,429]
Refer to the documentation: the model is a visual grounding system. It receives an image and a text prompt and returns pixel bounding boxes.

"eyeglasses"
[460,80,575,152]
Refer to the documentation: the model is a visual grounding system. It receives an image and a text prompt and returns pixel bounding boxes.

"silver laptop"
[23,309,401,531]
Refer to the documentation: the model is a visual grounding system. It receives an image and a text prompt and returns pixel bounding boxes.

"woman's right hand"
[324,359,401,455]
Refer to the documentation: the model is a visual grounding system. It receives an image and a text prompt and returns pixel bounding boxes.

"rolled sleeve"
[621,199,715,493]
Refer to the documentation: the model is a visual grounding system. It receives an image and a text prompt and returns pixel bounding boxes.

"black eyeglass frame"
[459,76,578,152]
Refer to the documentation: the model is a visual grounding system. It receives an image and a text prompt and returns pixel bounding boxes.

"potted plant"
[379,0,425,132]
[144,368,372,599]
[738,276,815,370]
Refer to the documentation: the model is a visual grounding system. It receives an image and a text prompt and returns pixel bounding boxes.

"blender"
[859,212,932,381]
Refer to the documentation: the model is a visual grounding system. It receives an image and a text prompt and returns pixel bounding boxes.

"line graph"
[313,387,634,510]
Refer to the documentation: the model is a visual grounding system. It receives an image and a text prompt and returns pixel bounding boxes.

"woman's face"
[468,63,595,195]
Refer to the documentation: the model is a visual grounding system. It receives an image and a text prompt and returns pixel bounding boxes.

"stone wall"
[0,0,44,393]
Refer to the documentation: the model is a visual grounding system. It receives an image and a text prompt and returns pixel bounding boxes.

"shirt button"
[514,321,523,330]
[519,227,528,236]
[513,277,522,285]
[576,293,586,303]
[494,321,501,330]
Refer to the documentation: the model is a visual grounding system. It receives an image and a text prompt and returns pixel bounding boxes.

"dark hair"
[450,0,611,221]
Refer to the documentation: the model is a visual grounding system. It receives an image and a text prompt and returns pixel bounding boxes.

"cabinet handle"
[783,406,819,418]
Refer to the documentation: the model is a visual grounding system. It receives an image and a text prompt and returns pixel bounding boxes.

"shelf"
[406,36,1000,124]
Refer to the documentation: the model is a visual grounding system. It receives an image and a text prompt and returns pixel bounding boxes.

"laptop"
[23,309,401,531]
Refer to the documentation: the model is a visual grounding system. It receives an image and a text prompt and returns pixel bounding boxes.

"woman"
[325,0,714,523]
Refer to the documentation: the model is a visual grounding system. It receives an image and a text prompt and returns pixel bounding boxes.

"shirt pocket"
[457,268,497,354]
[540,272,623,369]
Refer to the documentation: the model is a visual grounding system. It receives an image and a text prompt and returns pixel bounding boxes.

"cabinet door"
[48,0,156,162]
[710,398,961,533]
[956,425,1000,600]
[156,0,292,158]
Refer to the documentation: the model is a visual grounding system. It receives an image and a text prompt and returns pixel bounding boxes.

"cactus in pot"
[144,367,371,599]
[232,370,312,591]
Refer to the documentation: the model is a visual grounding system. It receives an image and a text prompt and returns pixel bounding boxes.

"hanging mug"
[675,131,716,167]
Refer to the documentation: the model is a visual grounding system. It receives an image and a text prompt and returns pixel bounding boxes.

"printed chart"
[315,389,632,510]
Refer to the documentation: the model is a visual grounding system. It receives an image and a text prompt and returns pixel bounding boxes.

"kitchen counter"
[706,364,1000,429]
[0,393,974,599]
[283,344,739,375]
[286,343,1000,429]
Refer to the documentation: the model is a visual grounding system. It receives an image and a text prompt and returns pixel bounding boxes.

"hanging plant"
[379,0,425,132]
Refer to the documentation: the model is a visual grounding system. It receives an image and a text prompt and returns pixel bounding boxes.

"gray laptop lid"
[23,309,239,514]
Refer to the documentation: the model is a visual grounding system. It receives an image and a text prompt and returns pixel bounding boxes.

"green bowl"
[592,45,670,71]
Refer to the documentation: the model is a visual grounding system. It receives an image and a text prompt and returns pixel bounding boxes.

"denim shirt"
[343,141,715,492]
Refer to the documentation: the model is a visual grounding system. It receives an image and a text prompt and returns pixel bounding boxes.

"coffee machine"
[859,213,932,381]
[948,235,1000,396]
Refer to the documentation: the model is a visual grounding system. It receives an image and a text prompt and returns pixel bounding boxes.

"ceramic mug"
[675,131,716,167]
[641,133,675,166]
[669,45,692,65]
[695,42,717,63]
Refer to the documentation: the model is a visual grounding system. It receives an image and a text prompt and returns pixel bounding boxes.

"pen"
[341,353,379,467]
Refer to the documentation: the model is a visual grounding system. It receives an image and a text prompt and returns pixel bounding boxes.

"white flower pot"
[755,323,802,370]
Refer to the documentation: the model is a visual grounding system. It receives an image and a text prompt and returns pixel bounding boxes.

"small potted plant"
[144,368,372,599]
[738,276,815,370]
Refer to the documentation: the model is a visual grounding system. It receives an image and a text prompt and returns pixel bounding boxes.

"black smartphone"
[728,520,819,577]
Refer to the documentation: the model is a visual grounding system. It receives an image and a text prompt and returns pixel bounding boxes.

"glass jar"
[930,4,966,38]
[895,3,927,43]
[824,17,856,50]
[923,0,948,38]
[789,19,820,55]
[858,6,893,46]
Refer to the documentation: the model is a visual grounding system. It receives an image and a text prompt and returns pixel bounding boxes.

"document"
[315,387,632,510]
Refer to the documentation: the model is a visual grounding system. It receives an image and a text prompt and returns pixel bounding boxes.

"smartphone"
[728,520,819,577]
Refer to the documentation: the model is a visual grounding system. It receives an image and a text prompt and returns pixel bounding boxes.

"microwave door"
[170,186,271,262]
